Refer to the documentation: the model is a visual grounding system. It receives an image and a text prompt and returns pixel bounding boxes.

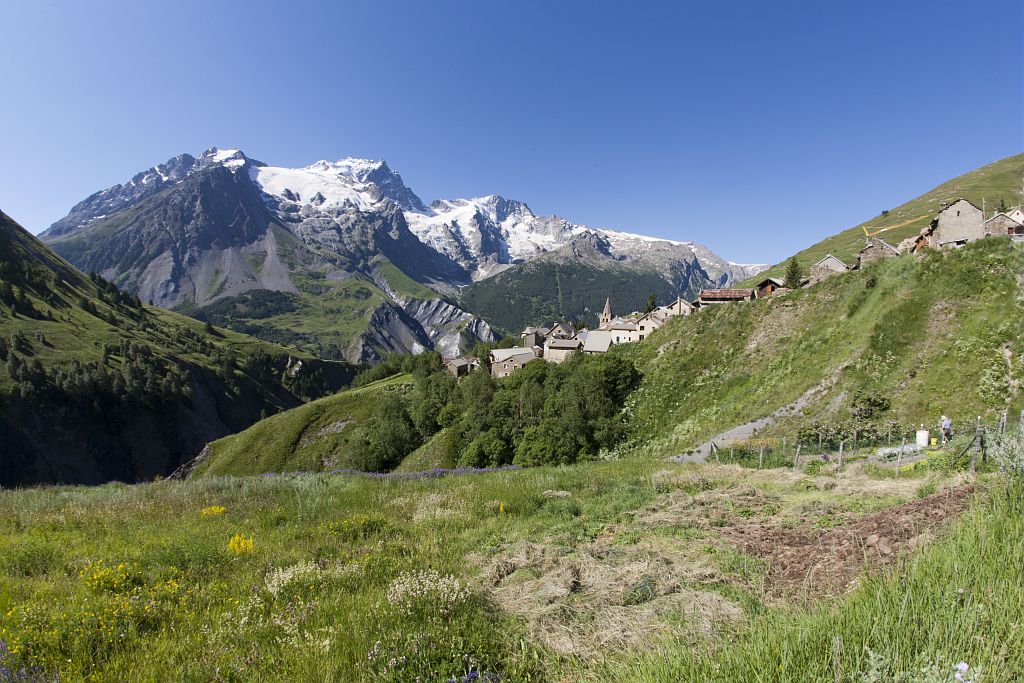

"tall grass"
[583,478,1024,682]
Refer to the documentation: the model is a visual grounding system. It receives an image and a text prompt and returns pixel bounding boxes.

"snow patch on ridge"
[251,159,387,210]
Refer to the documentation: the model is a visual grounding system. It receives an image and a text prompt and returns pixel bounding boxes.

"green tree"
[783,257,803,289]
[409,371,456,438]
[643,293,657,314]
[350,395,420,471]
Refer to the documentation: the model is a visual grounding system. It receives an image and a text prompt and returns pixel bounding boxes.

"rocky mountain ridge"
[41,147,758,356]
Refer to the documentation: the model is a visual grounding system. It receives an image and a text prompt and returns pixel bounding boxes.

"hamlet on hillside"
[440,198,1024,379]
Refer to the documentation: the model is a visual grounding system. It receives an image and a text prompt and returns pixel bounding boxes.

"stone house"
[608,321,639,344]
[929,199,985,249]
[443,356,475,378]
[544,338,582,363]
[490,347,541,378]
[858,237,900,267]
[520,326,549,348]
[548,322,576,340]
[579,330,614,355]
[755,277,786,298]
[696,288,756,305]
[661,297,696,317]
[984,212,1024,239]
[808,254,851,284]
[637,310,667,341]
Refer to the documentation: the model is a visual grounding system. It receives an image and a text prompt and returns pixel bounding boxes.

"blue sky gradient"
[1,0,1020,263]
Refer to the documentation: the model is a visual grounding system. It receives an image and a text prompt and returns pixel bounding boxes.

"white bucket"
[916,429,930,448]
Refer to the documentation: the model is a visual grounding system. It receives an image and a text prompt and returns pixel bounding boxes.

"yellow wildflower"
[201,505,227,516]
[228,533,254,555]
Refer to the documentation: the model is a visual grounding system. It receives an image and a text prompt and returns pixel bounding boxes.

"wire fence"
[706,411,1022,473]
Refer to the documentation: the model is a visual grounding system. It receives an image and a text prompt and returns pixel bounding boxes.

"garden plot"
[474,464,967,660]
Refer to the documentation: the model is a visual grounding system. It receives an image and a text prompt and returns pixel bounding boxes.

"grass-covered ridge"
[194,374,415,477]
[747,153,1024,283]
[0,210,355,485]
[617,237,1024,458]
[207,238,1024,479]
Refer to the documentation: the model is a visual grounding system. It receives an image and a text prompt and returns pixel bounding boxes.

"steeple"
[600,297,613,326]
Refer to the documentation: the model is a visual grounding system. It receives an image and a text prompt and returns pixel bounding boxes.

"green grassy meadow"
[1,457,1019,681]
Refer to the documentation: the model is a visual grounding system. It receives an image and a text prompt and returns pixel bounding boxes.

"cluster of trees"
[344,351,642,472]
[195,290,300,323]
[87,272,143,311]
[5,338,195,407]
[0,281,38,317]
[795,391,908,448]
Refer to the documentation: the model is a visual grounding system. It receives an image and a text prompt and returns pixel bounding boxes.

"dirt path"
[671,381,834,463]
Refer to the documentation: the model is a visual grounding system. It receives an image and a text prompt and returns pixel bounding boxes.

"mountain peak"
[252,156,424,213]
[199,147,253,168]
[305,157,385,179]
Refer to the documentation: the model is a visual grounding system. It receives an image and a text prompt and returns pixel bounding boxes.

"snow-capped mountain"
[41,147,762,359]
[403,194,762,284]
[249,158,764,283]
[252,156,425,213]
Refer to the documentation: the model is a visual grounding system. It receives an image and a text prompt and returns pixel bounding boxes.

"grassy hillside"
[192,274,388,359]
[0,456,1019,681]
[194,375,414,476]
[618,237,1024,458]
[190,238,1024,481]
[0,210,354,485]
[747,153,1024,283]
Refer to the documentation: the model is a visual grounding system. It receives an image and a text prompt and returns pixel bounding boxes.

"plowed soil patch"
[719,485,976,599]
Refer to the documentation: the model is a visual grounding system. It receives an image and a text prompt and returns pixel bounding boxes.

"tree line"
[342,351,642,472]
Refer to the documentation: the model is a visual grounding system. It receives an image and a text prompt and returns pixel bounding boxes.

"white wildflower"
[386,569,470,617]
[265,561,322,597]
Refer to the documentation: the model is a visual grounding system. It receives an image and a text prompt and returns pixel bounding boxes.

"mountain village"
[443,198,1024,380]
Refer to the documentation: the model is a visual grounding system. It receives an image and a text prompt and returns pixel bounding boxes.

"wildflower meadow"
[0,454,1021,681]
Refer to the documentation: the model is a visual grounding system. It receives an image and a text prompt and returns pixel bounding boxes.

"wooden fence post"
[1019,409,1024,437]
[838,440,845,469]
[783,437,787,459]
[758,446,765,470]
[970,419,982,473]
[896,437,905,479]
[793,444,802,472]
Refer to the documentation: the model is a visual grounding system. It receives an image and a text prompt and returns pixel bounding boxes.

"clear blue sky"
[1,0,1020,263]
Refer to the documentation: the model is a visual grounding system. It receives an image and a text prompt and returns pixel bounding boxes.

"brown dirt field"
[718,484,976,599]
